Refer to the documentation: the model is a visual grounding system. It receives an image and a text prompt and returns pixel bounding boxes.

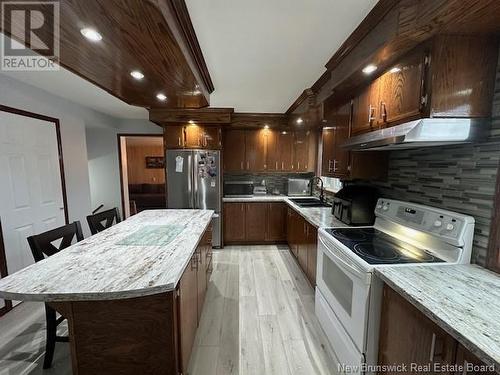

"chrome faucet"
[309,176,325,202]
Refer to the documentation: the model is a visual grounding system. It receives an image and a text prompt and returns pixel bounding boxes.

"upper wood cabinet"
[223,129,246,172]
[223,128,316,173]
[349,35,498,134]
[376,50,426,126]
[164,124,222,150]
[164,125,185,148]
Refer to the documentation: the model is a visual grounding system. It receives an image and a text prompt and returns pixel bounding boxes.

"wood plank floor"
[0,245,339,375]
[188,245,339,375]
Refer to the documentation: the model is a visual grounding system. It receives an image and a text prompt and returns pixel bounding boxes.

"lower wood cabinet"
[223,202,287,244]
[286,207,318,286]
[379,285,495,375]
[178,225,212,374]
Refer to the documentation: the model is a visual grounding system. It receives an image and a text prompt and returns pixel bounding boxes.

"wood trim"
[170,0,214,93]
[117,134,165,218]
[325,0,399,71]
[149,107,234,124]
[0,104,69,225]
[285,89,315,115]
[487,164,500,273]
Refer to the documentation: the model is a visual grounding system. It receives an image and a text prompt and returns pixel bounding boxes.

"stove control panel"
[375,199,474,246]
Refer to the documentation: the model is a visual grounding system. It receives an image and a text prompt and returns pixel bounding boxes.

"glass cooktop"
[325,228,445,265]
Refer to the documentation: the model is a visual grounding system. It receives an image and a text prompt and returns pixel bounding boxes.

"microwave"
[224,181,254,197]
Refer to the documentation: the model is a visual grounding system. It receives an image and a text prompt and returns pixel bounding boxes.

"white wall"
[0,73,120,236]
[85,118,162,215]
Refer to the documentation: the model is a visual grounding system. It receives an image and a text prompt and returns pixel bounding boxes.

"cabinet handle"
[247,161,250,170]
[275,161,278,170]
[240,161,244,170]
[333,160,338,172]
[178,137,181,147]
[380,102,387,122]
[429,333,436,362]
[282,162,284,170]
[462,361,468,375]
[368,105,376,123]
[328,160,333,172]
[297,162,300,170]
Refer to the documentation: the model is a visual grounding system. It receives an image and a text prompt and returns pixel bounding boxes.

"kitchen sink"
[289,198,331,208]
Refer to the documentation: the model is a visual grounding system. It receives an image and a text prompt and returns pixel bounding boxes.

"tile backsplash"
[224,172,314,195]
[366,50,500,266]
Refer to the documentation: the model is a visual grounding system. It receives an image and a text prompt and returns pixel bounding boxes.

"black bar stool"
[86,207,121,235]
[27,221,83,369]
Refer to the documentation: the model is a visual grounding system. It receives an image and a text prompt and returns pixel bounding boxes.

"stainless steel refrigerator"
[166,149,221,247]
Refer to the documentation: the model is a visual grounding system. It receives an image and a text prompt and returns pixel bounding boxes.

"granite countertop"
[222,195,346,228]
[0,210,213,302]
[375,265,500,371]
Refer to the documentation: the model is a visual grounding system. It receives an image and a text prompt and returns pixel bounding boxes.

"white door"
[0,110,66,307]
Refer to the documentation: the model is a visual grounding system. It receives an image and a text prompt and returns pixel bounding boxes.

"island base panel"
[50,292,178,375]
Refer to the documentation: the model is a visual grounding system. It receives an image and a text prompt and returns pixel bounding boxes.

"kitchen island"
[0,209,214,375]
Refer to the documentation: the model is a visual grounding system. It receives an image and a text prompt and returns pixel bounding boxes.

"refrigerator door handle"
[188,153,194,209]
[193,152,198,209]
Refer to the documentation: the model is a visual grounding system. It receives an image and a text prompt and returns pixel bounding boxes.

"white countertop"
[223,195,346,228]
[0,210,213,302]
[375,265,500,371]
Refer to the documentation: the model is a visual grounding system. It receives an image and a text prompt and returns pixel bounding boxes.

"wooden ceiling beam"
[149,107,234,124]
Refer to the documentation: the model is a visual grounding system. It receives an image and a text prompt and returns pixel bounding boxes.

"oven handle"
[319,235,368,282]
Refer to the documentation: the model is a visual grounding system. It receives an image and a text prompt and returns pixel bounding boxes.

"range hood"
[342,118,489,151]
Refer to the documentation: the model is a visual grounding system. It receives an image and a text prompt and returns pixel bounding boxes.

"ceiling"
[0,34,149,120]
[186,0,378,113]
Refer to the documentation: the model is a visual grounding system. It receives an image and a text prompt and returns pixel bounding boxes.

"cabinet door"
[297,219,308,273]
[267,203,287,242]
[196,247,206,323]
[265,129,280,172]
[377,51,425,126]
[245,130,267,171]
[178,254,198,374]
[306,224,318,285]
[333,102,352,178]
[351,81,379,136]
[378,285,457,374]
[184,125,203,148]
[279,131,294,171]
[202,126,222,149]
[245,203,268,242]
[286,208,296,254]
[293,130,309,172]
[321,128,336,177]
[223,203,246,242]
[164,125,185,149]
[223,130,246,172]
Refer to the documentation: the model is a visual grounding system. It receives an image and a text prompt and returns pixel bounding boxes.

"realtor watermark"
[338,362,496,373]
[1,1,60,71]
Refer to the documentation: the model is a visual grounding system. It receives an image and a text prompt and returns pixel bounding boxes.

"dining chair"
[86,207,121,235]
[27,221,83,369]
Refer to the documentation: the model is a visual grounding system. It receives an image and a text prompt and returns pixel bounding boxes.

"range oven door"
[316,231,372,353]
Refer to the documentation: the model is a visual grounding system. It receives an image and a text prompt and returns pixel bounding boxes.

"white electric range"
[315,198,475,375]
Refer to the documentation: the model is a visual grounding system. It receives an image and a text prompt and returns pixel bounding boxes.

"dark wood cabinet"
[164,125,185,148]
[454,344,496,375]
[377,50,425,126]
[224,202,287,244]
[201,126,222,149]
[223,130,246,172]
[245,202,268,241]
[223,203,246,242]
[265,129,280,172]
[267,203,287,241]
[351,81,379,136]
[306,225,318,285]
[245,130,267,171]
[379,285,458,374]
[321,127,335,177]
[178,248,201,375]
[279,131,294,171]
[293,130,316,172]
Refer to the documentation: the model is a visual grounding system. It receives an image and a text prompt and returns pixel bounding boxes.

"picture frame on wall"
[145,156,165,169]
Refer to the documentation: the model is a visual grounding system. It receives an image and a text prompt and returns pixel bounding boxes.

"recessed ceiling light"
[80,28,102,42]
[296,118,304,125]
[264,124,269,129]
[130,70,144,80]
[389,67,401,73]
[188,120,195,124]
[281,131,287,135]
[156,93,167,101]
[362,64,377,74]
